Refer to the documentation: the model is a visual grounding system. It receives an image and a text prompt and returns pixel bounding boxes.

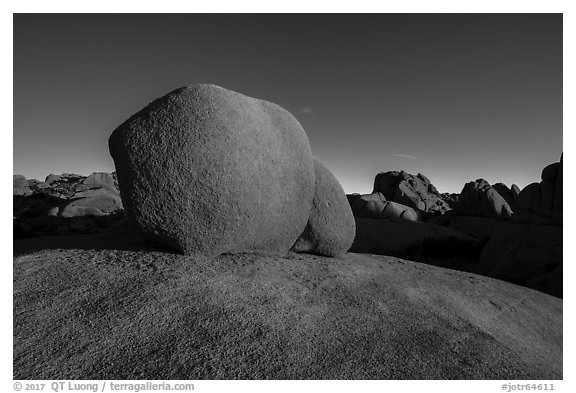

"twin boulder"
[109,84,354,257]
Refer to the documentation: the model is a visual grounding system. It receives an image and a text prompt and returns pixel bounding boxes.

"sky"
[13,14,562,194]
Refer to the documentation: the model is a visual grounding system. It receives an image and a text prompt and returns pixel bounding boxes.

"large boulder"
[13,175,32,196]
[292,159,355,257]
[109,84,315,256]
[373,171,450,214]
[456,179,512,219]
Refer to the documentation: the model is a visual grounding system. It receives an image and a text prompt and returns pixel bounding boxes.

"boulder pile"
[449,179,514,239]
[478,155,563,297]
[13,172,124,238]
[372,171,450,214]
[347,171,482,266]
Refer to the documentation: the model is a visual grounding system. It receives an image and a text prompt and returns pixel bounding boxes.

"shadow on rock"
[13,219,159,258]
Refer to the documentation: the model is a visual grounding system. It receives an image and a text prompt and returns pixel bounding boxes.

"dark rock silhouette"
[292,159,355,257]
[13,175,32,196]
[479,155,563,297]
[109,84,315,257]
[441,192,459,209]
[373,171,450,214]
[350,217,482,266]
[456,179,512,219]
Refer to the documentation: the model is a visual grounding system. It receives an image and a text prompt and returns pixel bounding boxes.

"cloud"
[297,107,313,115]
[392,153,422,160]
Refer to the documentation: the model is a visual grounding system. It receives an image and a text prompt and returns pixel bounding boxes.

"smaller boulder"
[292,159,355,257]
[83,172,116,189]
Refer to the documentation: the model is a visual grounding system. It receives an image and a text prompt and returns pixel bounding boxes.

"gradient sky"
[13,14,562,193]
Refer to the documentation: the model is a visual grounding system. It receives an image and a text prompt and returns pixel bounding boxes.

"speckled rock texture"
[13,238,563,379]
[109,84,315,256]
[292,159,355,257]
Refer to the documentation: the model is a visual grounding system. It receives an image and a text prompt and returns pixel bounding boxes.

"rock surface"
[13,239,562,380]
[373,171,450,214]
[109,84,315,256]
[292,159,355,257]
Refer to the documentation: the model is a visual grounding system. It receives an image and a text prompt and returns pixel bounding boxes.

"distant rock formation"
[456,179,512,219]
[109,84,316,257]
[372,171,450,214]
[292,159,355,257]
[13,172,124,238]
[478,155,563,297]
[511,158,562,225]
[350,192,420,221]
[441,192,459,209]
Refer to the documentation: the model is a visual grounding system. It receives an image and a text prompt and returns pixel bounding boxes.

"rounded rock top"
[109,84,316,257]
